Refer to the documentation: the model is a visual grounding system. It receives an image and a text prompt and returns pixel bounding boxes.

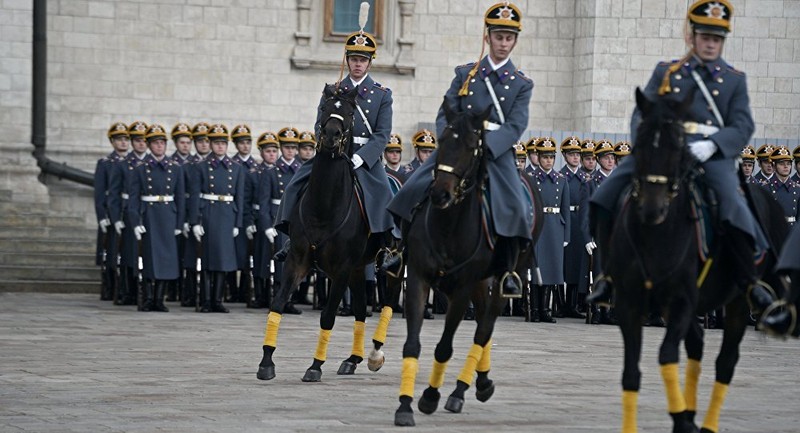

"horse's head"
[631,87,694,225]
[430,101,491,209]
[317,84,358,157]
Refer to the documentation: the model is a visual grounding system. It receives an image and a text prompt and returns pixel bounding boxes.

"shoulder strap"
[690,69,725,128]
[483,77,505,124]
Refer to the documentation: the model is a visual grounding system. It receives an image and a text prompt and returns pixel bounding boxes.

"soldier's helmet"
[580,139,597,155]
[412,129,436,150]
[560,136,582,154]
[535,137,557,156]
[145,124,167,142]
[740,145,756,162]
[687,0,733,37]
[191,122,210,140]
[107,122,129,140]
[298,131,316,149]
[485,2,523,33]
[514,141,526,158]
[793,145,800,161]
[525,137,539,154]
[231,124,252,143]
[277,127,301,147]
[386,133,402,152]
[769,146,792,162]
[128,121,148,138]
[257,131,279,150]
[594,139,615,157]
[756,144,776,161]
[614,141,632,157]
[345,31,378,60]
[207,124,229,142]
[171,123,192,141]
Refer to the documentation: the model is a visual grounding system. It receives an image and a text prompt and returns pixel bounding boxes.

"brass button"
[712,89,719,96]
[674,87,681,93]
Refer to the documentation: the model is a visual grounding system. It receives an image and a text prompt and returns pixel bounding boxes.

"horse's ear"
[635,87,653,115]
[343,86,359,102]
[323,83,336,99]
[441,98,457,125]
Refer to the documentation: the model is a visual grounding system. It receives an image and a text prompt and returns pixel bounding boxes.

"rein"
[433,126,485,205]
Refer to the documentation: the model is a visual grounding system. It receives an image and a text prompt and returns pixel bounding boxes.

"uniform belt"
[684,122,719,136]
[121,193,130,200]
[252,204,260,211]
[543,207,560,214]
[271,199,281,205]
[141,195,174,203]
[788,216,796,223]
[485,121,501,131]
[569,205,579,212]
[200,193,234,202]
[353,137,369,145]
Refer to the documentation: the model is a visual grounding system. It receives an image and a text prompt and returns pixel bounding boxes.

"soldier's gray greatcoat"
[253,164,280,279]
[560,165,586,285]
[388,56,534,240]
[532,169,571,284]
[109,153,147,269]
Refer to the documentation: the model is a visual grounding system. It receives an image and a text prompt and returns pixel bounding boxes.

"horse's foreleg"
[339,270,367,375]
[659,292,696,433]
[395,272,428,427]
[369,271,402,371]
[683,318,704,425]
[301,274,348,382]
[700,296,747,433]
[257,258,309,381]
[617,295,644,433]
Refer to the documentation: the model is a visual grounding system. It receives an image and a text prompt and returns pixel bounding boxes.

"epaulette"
[724,62,745,76]
[515,69,532,82]
[456,62,477,70]
[372,82,390,92]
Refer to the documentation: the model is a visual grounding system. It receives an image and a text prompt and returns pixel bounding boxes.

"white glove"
[174,229,182,236]
[563,241,569,247]
[351,154,364,169]
[246,224,257,240]
[114,220,125,235]
[265,227,278,244]
[99,218,111,233]
[182,222,190,238]
[233,227,239,238]
[192,224,204,242]
[585,241,597,256]
[133,225,146,241]
[688,139,717,163]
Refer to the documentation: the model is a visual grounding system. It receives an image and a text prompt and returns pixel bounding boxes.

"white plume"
[358,1,370,31]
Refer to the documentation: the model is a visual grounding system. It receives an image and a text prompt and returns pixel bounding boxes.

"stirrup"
[380,248,404,278]
[760,299,797,339]
[746,279,777,313]
[587,274,613,308]
[499,271,523,299]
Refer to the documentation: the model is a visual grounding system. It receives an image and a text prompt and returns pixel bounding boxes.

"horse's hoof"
[444,395,464,413]
[475,381,495,402]
[337,360,357,375]
[394,410,415,427]
[256,365,275,381]
[301,368,322,382]
[367,349,385,372]
[418,388,440,414]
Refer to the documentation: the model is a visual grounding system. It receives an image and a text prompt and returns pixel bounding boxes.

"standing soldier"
[94,122,129,301]
[229,124,258,304]
[189,124,245,313]
[559,136,586,318]
[249,132,281,309]
[293,130,320,307]
[297,131,317,163]
[740,145,758,184]
[530,138,570,323]
[767,146,799,226]
[753,144,775,185]
[128,124,185,312]
[792,145,800,184]
[109,120,149,306]
[384,133,406,194]
[514,141,527,170]
[403,129,436,175]
[167,122,193,303]
[525,137,539,174]
[579,139,597,175]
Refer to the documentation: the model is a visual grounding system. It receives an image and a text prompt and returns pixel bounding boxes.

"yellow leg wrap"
[660,363,687,414]
[262,312,282,347]
[428,359,448,389]
[399,357,419,398]
[314,328,332,362]
[701,381,729,433]
[683,359,701,412]
[371,306,393,345]
[457,344,484,386]
[351,321,366,358]
[476,339,492,373]
[621,390,638,433]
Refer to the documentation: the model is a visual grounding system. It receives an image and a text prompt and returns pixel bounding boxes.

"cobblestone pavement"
[1,293,798,432]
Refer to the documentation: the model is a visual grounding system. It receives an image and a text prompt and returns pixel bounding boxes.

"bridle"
[320,98,354,158]
[630,121,692,208]
[433,123,485,205]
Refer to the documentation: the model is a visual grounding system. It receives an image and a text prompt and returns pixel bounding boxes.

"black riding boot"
[211,272,229,313]
[564,285,586,318]
[199,271,212,313]
[539,285,556,323]
[553,285,566,318]
[249,277,264,308]
[273,239,290,262]
[528,285,540,322]
[153,281,169,312]
[166,279,177,302]
[139,280,154,312]
[239,270,252,305]
[225,271,239,303]
[124,267,139,305]
[725,226,774,313]
[181,269,197,307]
[100,266,114,300]
[114,266,127,305]
[586,206,614,305]
[338,288,353,316]
[497,237,522,298]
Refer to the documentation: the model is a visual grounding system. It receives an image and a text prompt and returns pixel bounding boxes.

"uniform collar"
[686,54,726,77]
[343,74,374,98]
[479,56,516,83]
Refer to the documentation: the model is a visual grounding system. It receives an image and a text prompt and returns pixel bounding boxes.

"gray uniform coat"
[94,152,123,266]
[768,177,800,225]
[232,154,259,269]
[532,169,571,284]
[253,164,280,279]
[388,56,534,240]
[777,222,800,272]
[560,165,586,285]
[109,153,147,269]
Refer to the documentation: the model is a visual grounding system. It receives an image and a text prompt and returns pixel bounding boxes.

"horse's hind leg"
[683,318,704,426]
[369,270,401,372]
[257,257,309,381]
[395,271,429,427]
[659,293,698,433]
[474,282,507,404]
[700,296,747,433]
[338,269,368,375]
[301,274,348,382]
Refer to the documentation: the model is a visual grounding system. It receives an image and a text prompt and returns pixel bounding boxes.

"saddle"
[478,175,538,251]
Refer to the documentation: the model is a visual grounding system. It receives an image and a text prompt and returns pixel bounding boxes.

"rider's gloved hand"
[351,154,364,169]
[688,139,717,163]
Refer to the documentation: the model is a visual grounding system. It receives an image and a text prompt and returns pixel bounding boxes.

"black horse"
[257,84,400,382]
[394,102,543,427]
[608,88,788,433]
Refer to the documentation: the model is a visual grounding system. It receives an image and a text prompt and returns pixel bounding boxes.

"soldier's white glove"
[688,139,717,163]
[265,227,278,244]
[99,218,111,233]
[133,225,146,241]
[174,229,182,236]
[563,241,569,247]
[351,154,364,169]
[233,227,239,238]
[585,241,597,256]
[192,224,204,242]
[246,224,257,240]
[182,222,190,238]
[114,220,125,235]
